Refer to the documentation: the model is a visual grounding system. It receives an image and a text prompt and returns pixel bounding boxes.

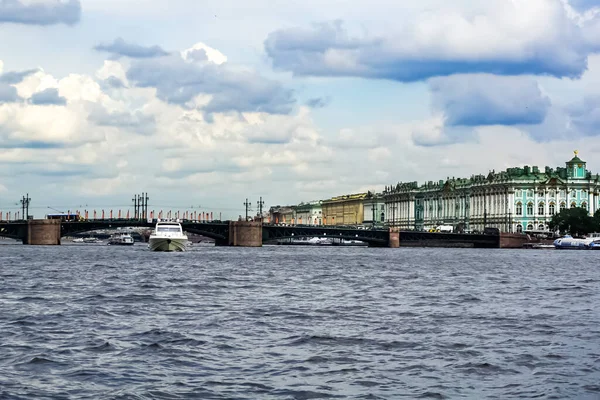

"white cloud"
[181,42,227,65]
[265,0,600,81]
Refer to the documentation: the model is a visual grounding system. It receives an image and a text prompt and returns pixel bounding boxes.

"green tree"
[549,207,597,237]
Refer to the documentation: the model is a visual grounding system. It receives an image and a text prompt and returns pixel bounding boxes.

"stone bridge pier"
[23,219,61,245]
[388,228,400,248]
[215,221,263,247]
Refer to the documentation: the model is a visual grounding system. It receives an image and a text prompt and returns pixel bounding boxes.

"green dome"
[567,151,585,164]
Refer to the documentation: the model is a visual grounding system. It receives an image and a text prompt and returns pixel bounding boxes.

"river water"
[1,242,600,399]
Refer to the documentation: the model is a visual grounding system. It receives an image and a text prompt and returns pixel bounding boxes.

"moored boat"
[554,233,600,250]
[148,220,188,252]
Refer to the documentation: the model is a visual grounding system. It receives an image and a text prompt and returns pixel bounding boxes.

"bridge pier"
[389,228,400,248]
[24,219,61,245]
[218,221,262,247]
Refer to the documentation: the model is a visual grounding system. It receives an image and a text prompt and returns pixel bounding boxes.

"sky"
[1,0,600,219]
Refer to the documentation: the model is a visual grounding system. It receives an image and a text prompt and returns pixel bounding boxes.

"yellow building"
[322,193,368,226]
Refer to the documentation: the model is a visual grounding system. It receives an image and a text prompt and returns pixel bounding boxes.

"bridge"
[0,218,500,248]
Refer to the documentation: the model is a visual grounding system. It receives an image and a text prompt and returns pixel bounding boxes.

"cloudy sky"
[1,0,600,218]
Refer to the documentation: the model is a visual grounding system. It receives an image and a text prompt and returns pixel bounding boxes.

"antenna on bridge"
[244,198,251,221]
[20,193,31,221]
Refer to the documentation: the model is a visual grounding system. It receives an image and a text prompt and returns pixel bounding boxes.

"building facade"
[382,152,600,232]
[363,192,386,226]
[322,193,368,226]
[268,206,295,224]
[294,201,323,225]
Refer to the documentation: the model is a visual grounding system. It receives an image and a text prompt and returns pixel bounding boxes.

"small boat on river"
[107,233,134,246]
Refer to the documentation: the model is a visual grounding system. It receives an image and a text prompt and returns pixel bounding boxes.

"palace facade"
[382,152,600,233]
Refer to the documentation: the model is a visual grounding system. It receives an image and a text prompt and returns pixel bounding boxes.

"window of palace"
[549,202,556,215]
[537,190,544,197]
[515,189,522,197]
[582,202,588,210]
[527,224,534,231]
[538,202,545,215]
[560,202,566,211]
[516,202,523,215]
[527,202,534,215]
[549,190,556,198]
[516,224,523,233]
[560,190,566,198]
[571,202,577,208]
[527,190,534,197]
[538,224,545,230]
[380,213,385,222]
[571,190,577,197]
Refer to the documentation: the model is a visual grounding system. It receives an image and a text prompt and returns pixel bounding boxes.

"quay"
[0,218,502,248]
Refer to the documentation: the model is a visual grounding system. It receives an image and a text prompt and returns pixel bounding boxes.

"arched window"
[527,202,534,215]
[538,202,545,216]
[516,224,523,233]
[516,202,523,215]
[560,202,566,211]
[527,224,534,231]
[582,202,588,210]
[571,202,577,208]
[538,224,545,231]
[380,212,385,222]
[549,202,556,215]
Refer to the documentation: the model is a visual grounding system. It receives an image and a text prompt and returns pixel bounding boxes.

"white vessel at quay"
[148,220,188,252]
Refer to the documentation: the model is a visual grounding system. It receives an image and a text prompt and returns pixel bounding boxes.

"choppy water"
[1,242,600,399]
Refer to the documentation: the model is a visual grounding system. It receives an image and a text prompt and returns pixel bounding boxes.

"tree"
[549,207,597,237]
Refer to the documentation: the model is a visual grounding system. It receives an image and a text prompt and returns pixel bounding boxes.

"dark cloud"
[186,48,208,63]
[0,0,80,26]
[566,96,600,135]
[305,96,330,109]
[0,83,20,103]
[94,38,170,59]
[99,76,128,90]
[30,88,67,106]
[0,69,38,84]
[264,17,596,82]
[0,140,65,149]
[429,75,551,126]
[88,106,156,136]
[126,55,296,116]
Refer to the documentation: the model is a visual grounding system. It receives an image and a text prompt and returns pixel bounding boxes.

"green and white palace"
[382,152,599,233]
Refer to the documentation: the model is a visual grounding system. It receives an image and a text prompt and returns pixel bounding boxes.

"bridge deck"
[0,220,500,248]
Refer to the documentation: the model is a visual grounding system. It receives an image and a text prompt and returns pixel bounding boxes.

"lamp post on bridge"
[20,194,31,220]
[257,197,264,221]
[244,198,251,221]
[132,194,138,220]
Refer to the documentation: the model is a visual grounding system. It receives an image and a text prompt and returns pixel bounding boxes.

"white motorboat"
[148,220,188,252]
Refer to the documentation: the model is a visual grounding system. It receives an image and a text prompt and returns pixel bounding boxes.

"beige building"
[322,193,368,226]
